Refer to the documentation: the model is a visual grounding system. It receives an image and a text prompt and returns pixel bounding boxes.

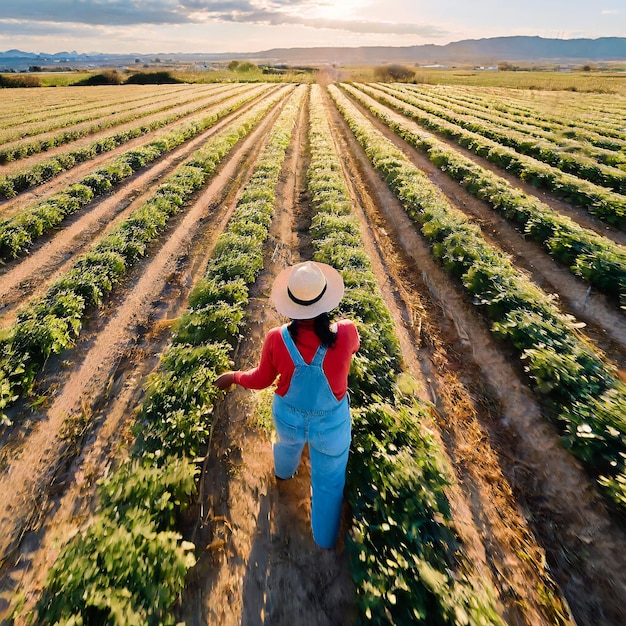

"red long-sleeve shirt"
[233,319,360,400]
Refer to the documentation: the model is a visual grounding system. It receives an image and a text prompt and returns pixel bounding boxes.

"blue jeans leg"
[272,413,305,479]
[273,439,304,479]
[309,443,350,548]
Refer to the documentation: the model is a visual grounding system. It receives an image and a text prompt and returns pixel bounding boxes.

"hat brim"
[271,262,345,320]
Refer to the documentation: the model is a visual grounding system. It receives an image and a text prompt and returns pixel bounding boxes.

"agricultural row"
[306,84,504,624]
[331,83,626,511]
[399,84,626,155]
[32,83,306,626]
[423,84,626,138]
[0,80,624,623]
[0,84,265,197]
[345,84,626,306]
[0,86,289,426]
[0,85,271,259]
[24,82,508,625]
[0,84,214,158]
[355,84,626,228]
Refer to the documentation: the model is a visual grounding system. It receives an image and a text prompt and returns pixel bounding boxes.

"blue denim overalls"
[272,324,351,548]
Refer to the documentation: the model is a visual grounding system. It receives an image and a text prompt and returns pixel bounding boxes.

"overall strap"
[281,324,306,367]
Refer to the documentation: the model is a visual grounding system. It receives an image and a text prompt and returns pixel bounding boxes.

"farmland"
[0,76,624,625]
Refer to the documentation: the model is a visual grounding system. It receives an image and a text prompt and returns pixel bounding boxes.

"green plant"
[329,82,626,510]
[33,85,305,624]
[308,85,503,624]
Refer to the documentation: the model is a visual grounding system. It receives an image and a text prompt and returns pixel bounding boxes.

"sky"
[0,0,625,55]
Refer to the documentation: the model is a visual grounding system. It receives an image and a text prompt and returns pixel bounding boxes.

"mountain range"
[254,36,626,65]
[1,36,626,71]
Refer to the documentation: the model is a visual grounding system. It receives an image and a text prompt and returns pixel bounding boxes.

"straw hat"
[271,261,344,320]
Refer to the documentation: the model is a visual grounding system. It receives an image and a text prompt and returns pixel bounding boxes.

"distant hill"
[1,36,626,71]
[252,36,626,65]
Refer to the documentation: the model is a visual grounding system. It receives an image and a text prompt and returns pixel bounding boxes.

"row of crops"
[398,84,626,151]
[0,85,193,124]
[344,84,626,307]
[0,84,210,153]
[0,84,273,259]
[24,82,507,625]
[1,79,624,622]
[306,84,503,624]
[354,84,626,229]
[0,84,269,198]
[398,84,626,163]
[329,83,626,511]
[0,86,289,425]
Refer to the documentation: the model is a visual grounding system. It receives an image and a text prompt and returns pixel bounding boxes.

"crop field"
[0,78,624,625]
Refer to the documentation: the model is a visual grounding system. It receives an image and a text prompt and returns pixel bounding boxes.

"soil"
[0,81,625,626]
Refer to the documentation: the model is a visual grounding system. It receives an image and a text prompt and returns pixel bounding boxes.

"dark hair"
[288,312,337,348]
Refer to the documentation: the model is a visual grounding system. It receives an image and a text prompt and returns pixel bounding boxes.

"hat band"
[287,280,327,306]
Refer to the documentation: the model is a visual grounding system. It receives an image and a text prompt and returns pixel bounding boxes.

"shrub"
[236,62,257,73]
[374,64,416,82]
[0,74,41,88]
[72,70,124,86]
[125,71,182,85]
[36,507,195,625]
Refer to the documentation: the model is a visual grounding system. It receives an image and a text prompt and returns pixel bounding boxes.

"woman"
[214,260,359,549]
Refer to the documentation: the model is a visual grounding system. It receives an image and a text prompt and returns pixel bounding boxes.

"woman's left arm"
[235,330,281,389]
[214,371,235,390]
[214,328,280,391]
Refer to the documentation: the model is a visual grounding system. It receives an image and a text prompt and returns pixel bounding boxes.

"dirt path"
[0,89,293,612]
[0,85,280,327]
[179,83,572,626]
[330,86,626,626]
[129,82,626,626]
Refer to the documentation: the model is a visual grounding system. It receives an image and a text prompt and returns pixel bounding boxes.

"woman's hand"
[214,371,236,391]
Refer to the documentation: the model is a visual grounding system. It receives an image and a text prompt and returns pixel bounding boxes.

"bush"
[36,511,195,625]
[374,64,416,82]
[0,74,41,88]
[125,71,182,85]
[72,70,124,86]
[236,62,257,73]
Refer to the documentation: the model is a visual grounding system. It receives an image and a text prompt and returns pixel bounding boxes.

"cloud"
[260,16,446,37]
[0,0,445,37]
[1,1,189,25]
[0,18,103,38]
